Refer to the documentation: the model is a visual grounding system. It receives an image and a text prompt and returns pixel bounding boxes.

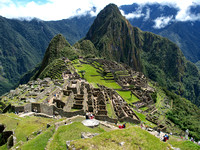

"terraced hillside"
[1,57,200,149]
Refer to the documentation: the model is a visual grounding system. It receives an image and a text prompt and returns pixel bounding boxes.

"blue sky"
[0,0,199,22]
[12,0,49,5]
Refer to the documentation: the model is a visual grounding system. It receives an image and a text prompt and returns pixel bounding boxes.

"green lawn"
[132,110,156,128]
[0,144,7,150]
[20,126,55,150]
[0,113,54,142]
[140,106,149,111]
[168,136,200,150]
[116,90,140,104]
[69,126,170,150]
[47,122,104,150]
[106,103,117,119]
[74,62,121,89]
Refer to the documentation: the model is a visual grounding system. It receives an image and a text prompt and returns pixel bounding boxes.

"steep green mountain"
[120,3,200,64]
[33,34,78,79]
[85,4,142,71]
[0,15,94,95]
[84,4,200,106]
[0,17,52,94]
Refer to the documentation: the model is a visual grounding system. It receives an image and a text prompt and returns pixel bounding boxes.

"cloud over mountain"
[0,0,200,26]
[153,16,173,29]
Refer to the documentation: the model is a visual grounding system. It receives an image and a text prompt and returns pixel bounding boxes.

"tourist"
[119,125,122,129]
[85,111,89,119]
[122,123,126,128]
[157,129,161,136]
[190,137,194,142]
[163,134,169,142]
[90,113,94,119]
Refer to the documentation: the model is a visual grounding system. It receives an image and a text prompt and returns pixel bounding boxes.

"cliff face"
[85,4,142,71]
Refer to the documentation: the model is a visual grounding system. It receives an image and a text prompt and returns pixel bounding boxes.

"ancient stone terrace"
[86,58,155,109]
[2,59,144,124]
[111,90,140,123]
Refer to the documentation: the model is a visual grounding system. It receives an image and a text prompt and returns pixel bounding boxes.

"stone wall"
[119,116,140,124]
[13,106,24,113]
[53,106,85,117]
[24,103,32,112]
[40,103,54,116]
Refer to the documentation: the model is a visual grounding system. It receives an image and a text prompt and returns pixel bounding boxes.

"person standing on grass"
[157,128,161,136]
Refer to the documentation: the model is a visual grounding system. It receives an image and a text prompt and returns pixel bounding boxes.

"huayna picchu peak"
[85,3,142,71]
[0,3,200,150]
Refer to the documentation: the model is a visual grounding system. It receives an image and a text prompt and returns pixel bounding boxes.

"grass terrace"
[73,60,121,89]
[168,136,200,150]
[0,113,54,142]
[47,122,105,150]
[69,126,170,150]
[116,90,140,104]
[19,126,55,150]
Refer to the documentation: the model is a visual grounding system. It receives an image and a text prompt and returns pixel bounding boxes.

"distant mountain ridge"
[0,15,94,94]
[120,3,200,63]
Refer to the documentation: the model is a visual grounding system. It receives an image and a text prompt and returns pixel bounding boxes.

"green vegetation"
[0,144,7,150]
[164,89,200,140]
[0,113,54,142]
[74,40,98,57]
[168,136,200,150]
[140,106,149,111]
[116,90,140,104]
[195,61,200,70]
[84,3,200,107]
[74,61,121,89]
[133,110,156,128]
[106,103,117,119]
[47,122,104,150]
[20,126,55,150]
[38,59,67,79]
[70,126,170,150]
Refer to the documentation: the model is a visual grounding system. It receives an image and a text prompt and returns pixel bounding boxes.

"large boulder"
[82,119,99,128]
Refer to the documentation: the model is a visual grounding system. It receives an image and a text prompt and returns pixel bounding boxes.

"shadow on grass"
[90,75,101,76]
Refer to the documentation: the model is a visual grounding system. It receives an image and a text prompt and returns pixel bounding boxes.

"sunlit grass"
[47,122,105,150]
[116,90,140,104]
[73,62,121,89]
[70,126,170,150]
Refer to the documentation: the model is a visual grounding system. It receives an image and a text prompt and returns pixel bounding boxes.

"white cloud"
[153,16,173,29]
[0,0,199,21]
[144,8,150,21]
[120,6,145,19]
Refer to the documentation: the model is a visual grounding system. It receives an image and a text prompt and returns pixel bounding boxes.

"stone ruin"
[9,77,140,124]
[87,59,155,109]
[2,58,146,124]
[0,124,14,149]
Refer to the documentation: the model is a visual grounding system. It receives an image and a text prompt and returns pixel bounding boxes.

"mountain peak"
[85,3,142,71]
[35,34,70,78]
[101,3,121,16]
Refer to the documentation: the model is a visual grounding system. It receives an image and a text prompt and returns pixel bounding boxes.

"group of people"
[163,134,169,142]
[85,111,94,119]
[118,123,126,129]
